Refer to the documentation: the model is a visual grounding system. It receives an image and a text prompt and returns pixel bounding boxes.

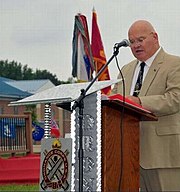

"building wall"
[63,109,71,136]
[0,100,27,115]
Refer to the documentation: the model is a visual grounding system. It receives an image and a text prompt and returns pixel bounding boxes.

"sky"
[0,0,180,81]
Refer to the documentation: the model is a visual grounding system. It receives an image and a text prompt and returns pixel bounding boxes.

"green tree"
[22,65,35,80]
[0,59,71,85]
[34,69,61,85]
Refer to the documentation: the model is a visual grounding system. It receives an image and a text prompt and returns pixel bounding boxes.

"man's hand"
[126,96,141,105]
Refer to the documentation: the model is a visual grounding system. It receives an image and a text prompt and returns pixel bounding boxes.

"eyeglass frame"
[129,32,154,46]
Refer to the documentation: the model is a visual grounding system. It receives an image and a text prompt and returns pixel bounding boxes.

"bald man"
[112,20,180,191]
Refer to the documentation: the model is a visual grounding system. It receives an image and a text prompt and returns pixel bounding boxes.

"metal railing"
[0,112,33,156]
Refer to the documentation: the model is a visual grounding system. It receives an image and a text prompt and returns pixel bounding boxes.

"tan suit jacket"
[112,48,180,169]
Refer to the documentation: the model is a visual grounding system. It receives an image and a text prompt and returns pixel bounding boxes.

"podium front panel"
[102,101,140,191]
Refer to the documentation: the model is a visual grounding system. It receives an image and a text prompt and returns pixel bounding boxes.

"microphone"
[114,39,130,48]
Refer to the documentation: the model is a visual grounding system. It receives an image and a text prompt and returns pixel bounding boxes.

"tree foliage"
[0,60,72,85]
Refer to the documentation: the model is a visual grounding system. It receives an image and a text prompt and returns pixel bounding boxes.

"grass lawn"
[0,184,39,191]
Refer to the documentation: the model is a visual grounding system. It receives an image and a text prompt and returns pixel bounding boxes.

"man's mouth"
[135,49,144,54]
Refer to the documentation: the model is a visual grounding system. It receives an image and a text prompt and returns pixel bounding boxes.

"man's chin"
[135,54,145,61]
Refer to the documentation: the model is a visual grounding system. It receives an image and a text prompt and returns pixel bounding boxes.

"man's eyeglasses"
[129,32,154,46]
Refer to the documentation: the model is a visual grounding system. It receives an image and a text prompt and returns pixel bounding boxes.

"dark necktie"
[133,62,146,97]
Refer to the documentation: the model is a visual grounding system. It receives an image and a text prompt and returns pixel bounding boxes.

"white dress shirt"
[130,47,161,95]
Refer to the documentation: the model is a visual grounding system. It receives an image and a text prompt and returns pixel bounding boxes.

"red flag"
[51,118,60,138]
[91,8,111,95]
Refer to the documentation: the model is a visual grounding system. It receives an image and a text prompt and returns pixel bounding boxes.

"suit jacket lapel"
[139,49,165,96]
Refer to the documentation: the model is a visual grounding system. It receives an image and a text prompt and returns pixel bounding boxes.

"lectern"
[101,98,157,191]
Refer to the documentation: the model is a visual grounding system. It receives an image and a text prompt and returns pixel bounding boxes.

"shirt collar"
[138,47,161,67]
